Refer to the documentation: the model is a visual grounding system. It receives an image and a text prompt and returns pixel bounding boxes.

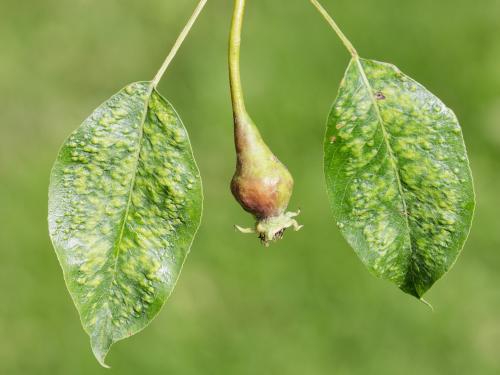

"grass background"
[1,0,500,373]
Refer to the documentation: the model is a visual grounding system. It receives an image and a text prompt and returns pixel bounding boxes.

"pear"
[231,112,302,246]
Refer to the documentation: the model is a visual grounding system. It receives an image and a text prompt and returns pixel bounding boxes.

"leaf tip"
[419,298,434,312]
[92,346,111,369]
[90,331,113,368]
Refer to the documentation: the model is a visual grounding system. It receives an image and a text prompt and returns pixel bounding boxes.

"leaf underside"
[48,82,203,366]
[324,58,475,299]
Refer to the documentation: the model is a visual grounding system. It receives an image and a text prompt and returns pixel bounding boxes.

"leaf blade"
[48,82,203,366]
[324,58,475,298]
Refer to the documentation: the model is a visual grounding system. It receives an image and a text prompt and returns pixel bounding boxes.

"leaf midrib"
[109,83,154,311]
[354,58,418,293]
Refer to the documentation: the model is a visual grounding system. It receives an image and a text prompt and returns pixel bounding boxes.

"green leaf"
[324,58,475,299]
[48,81,203,367]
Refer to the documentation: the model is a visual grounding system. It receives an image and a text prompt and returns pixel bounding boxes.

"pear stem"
[152,0,208,88]
[229,0,248,119]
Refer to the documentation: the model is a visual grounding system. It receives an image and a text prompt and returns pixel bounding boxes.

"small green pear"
[231,112,302,246]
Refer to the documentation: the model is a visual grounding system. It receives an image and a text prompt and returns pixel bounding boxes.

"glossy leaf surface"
[48,82,202,366]
[324,58,474,299]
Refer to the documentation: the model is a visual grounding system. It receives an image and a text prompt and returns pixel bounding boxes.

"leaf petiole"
[309,0,358,58]
[152,0,208,88]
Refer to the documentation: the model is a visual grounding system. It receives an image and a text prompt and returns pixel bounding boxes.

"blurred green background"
[1,0,499,373]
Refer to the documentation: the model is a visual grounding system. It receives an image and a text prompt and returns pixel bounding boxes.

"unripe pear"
[231,112,302,245]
